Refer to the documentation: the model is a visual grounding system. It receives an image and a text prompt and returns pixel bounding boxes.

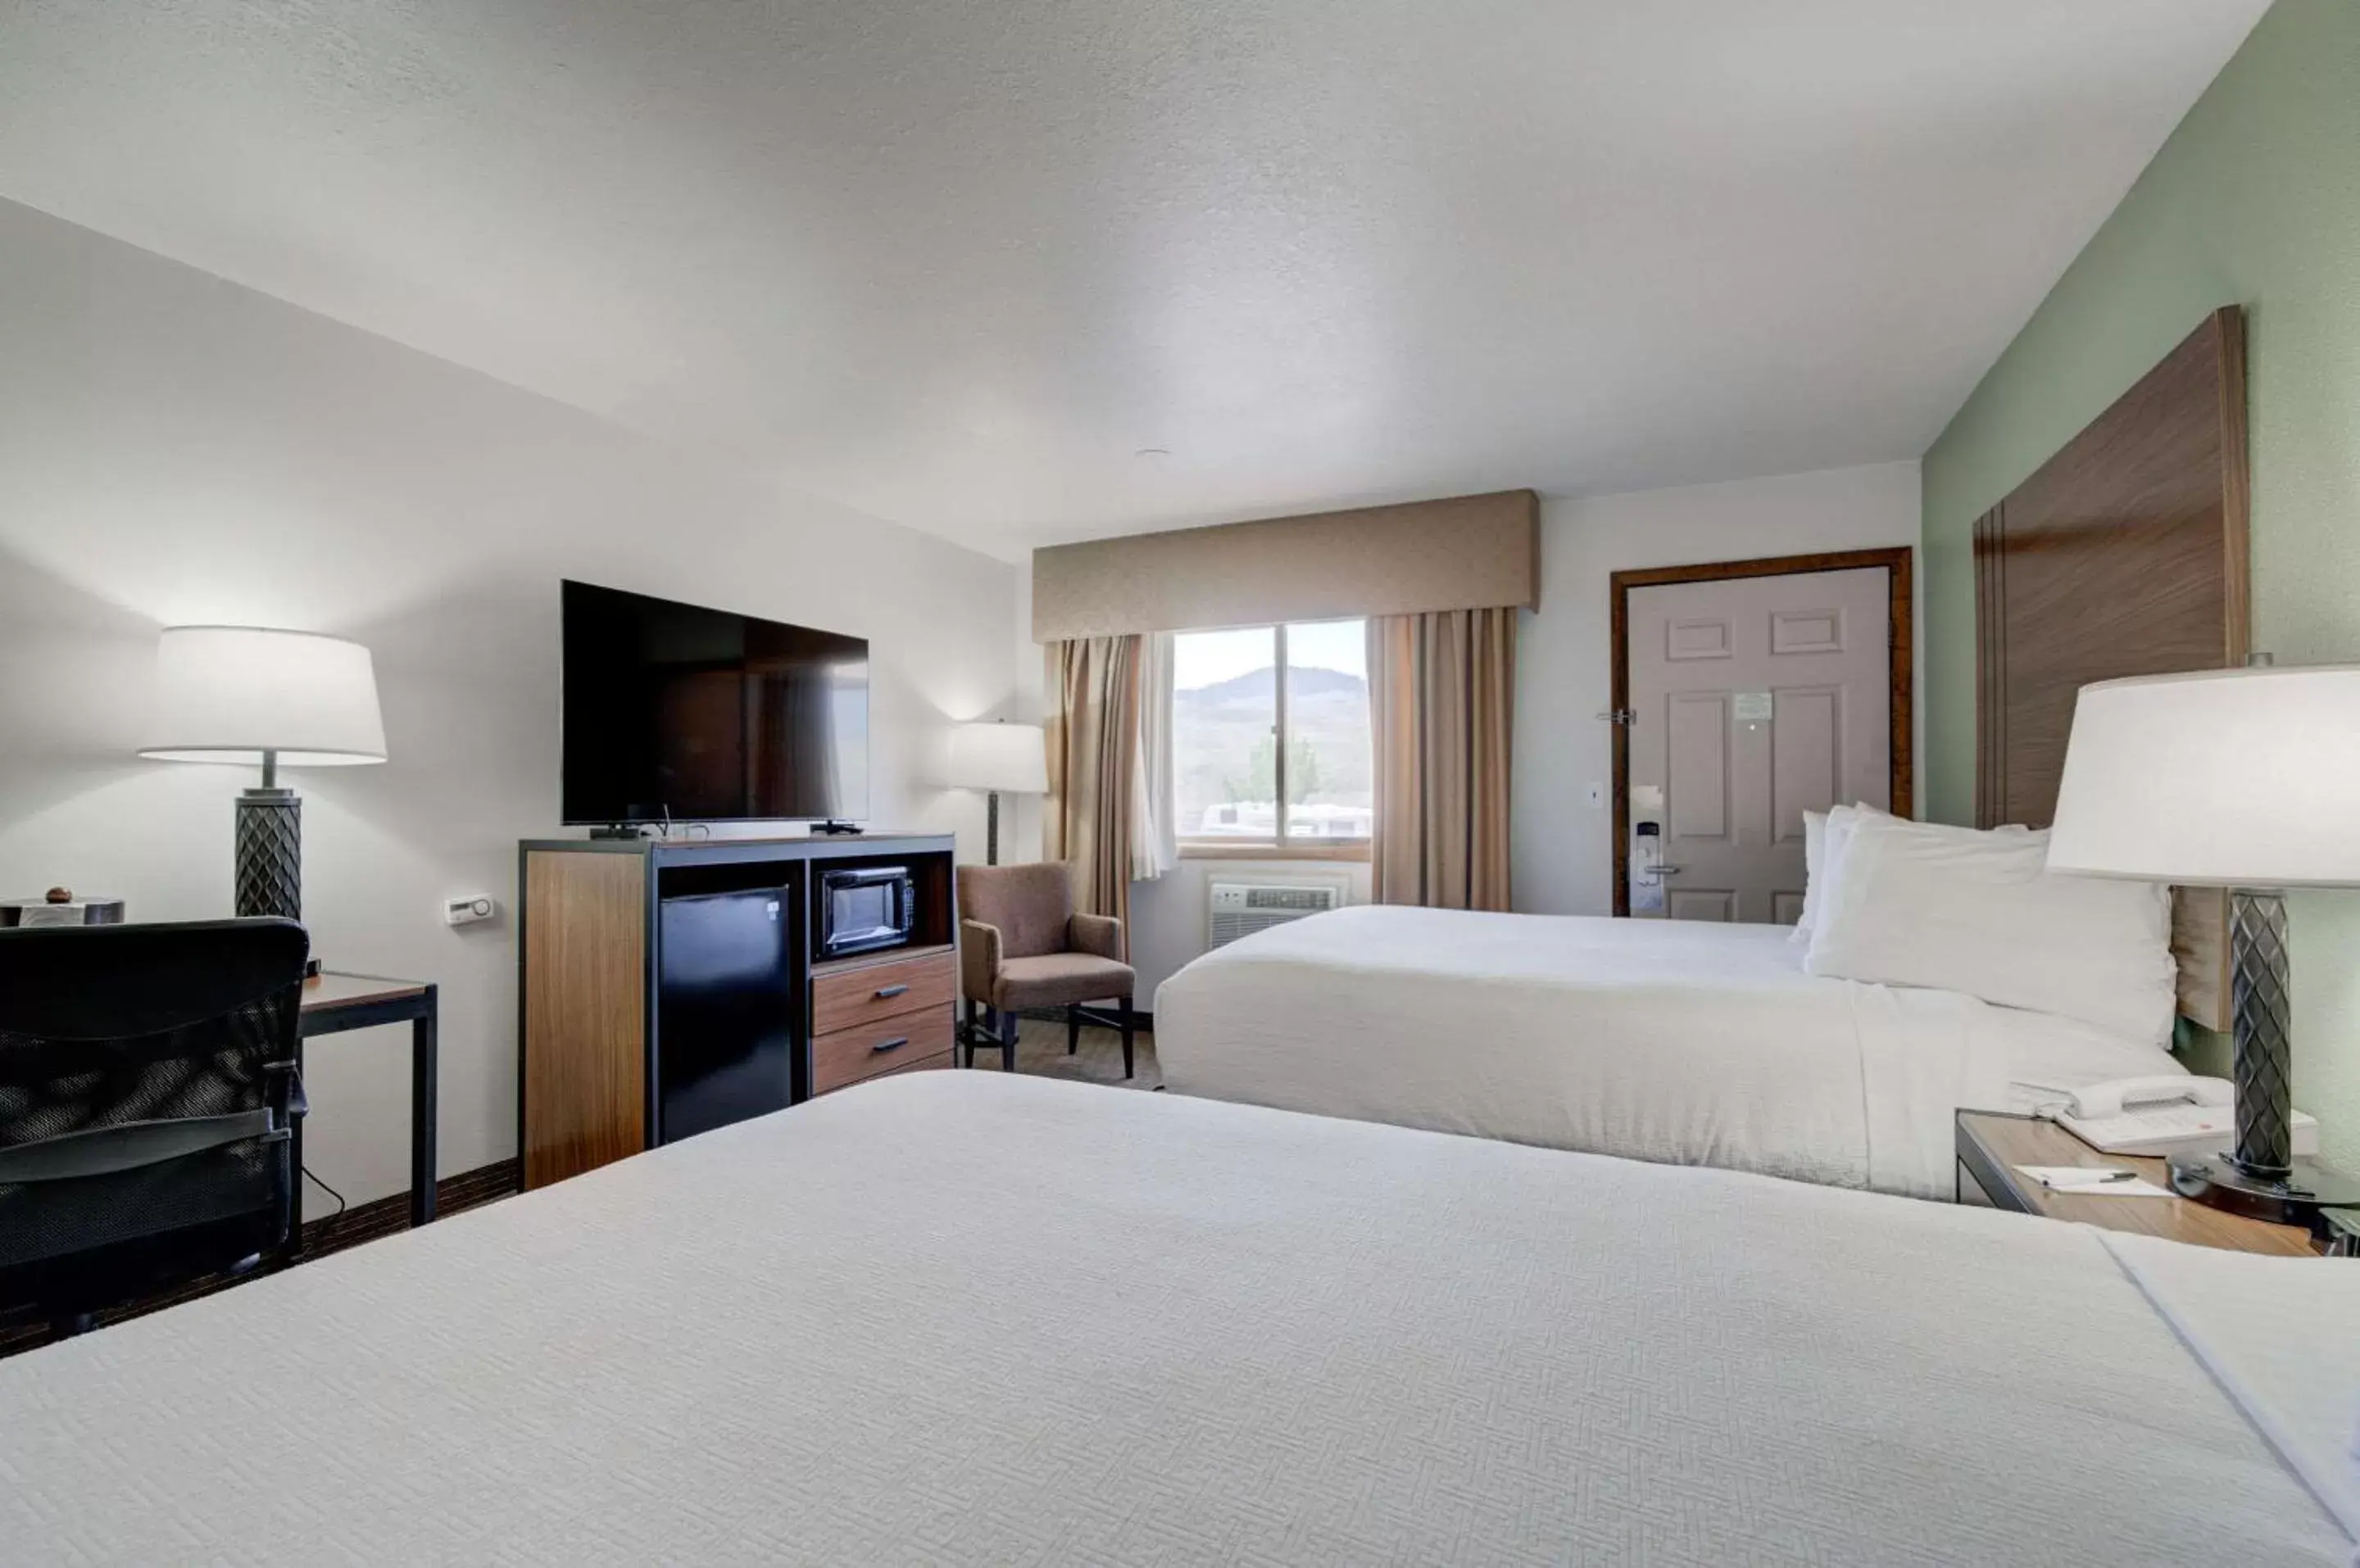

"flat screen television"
[561,580,869,826]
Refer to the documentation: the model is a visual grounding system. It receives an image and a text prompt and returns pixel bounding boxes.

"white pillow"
[1795,804,2038,942]
[1790,810,1830,941]
[1791,801,1891,942]
[1803,813,2176,1047]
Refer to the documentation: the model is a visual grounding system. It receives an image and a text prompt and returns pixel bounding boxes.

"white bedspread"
[1156,906,2169,1199]
[1,1072,2349,1566]
[2104,1233,2360,1545]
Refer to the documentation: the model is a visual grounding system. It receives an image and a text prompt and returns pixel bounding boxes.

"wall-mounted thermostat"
[444,895,498,927]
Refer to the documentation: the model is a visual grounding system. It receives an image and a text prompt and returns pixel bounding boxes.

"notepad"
[2014,1165,2173,1198]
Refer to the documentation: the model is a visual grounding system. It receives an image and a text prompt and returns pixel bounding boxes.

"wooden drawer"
[851,1048,956,1089]
[811,1005,955,1097]
[810,948,956,1037]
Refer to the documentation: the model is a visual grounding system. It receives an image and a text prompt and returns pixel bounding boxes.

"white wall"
[1004,573,1047,866]
[0,199,1023,1207]
[1512,461,1923,918]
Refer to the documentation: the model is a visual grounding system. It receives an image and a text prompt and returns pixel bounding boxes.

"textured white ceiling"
[0,1,2268,560]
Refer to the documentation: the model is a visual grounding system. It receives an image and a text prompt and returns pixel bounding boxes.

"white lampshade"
[947,721,1047,794]
[139,626,388,766]
[2047,665,2360,888]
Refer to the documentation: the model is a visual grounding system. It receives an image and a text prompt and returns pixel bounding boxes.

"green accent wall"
[1922,0,2360,1171]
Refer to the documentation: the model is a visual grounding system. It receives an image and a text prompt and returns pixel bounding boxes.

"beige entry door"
[1625,565,1893,924]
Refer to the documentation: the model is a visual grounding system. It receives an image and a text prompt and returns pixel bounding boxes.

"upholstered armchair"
[958,863,1136,1078]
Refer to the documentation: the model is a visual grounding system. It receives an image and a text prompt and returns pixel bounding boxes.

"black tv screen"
[561,580,869,825]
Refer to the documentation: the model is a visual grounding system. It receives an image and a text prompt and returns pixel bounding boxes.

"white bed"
[1155,905,2181,1199]
[2,1072,2352,1566]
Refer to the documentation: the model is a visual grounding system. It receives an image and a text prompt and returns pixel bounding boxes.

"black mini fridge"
[656,887,794,1143]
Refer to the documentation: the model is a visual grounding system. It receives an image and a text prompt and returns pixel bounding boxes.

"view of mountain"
[1173,664,1372,838]
[1180,664,1366,706]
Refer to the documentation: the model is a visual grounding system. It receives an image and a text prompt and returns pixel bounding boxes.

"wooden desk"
[1956,1111,2321,1258]
[300,972,438,1233]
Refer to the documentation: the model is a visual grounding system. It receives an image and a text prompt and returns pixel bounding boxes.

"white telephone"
[2052,1076,2319,1158]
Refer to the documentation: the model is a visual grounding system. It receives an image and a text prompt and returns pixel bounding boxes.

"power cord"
[302,1165,348,1219]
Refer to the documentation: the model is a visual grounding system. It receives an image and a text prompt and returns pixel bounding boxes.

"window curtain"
[1131,632,1179,882]
[1045,634,1142,946]
[1367,608,1515,911]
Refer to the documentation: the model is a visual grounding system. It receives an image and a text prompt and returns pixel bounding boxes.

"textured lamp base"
[2228,889,2295,1176]
[235,787,303,922]
[2167,1152,2360,1239]
[2165,886,2360,1239]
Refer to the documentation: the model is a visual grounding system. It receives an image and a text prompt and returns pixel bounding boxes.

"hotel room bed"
[1154,905,2176,1199]
[3,1072,2352,1566]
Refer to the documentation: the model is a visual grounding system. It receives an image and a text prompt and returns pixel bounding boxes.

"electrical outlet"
[443,895,497,927]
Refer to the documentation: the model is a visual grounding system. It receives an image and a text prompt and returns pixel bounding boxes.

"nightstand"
[1954,1111,2325,1257]
[2328,1206,2359,1258]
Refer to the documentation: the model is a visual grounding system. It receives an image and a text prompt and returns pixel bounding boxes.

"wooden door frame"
[1609,546,1914,917]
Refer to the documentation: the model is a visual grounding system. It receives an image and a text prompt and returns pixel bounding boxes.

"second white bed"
[1155,905,2177,1199]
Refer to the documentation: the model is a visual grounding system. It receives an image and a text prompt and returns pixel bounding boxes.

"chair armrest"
[1069,913,1123,962]
[0,1110,279,1185]
[960,919,1003,1003]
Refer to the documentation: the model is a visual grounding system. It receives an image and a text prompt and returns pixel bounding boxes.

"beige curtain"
[1045,634,1142,947]
[1367,608,1515,911]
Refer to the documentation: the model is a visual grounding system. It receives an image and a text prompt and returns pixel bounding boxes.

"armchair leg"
[999,1006,1019,1074]
[1066,1005,1081,1055]
[962,999,978,1068]
[1119,995,1135,1081]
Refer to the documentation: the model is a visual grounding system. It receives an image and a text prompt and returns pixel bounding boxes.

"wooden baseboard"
[1,1158,522,1358]
[297,1158,521,1259]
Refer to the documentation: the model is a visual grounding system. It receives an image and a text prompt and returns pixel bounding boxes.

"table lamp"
[139,626,388,922]
[2048,658,2360,1231]
[947,720,1047,865]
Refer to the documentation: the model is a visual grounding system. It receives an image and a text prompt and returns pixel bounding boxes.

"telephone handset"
[2052,1076,2317,1158]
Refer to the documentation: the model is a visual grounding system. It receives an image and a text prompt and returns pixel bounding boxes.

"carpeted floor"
[962,1013,1162,1090]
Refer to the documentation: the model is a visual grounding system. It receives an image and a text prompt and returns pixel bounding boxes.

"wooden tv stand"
[516,832,956,1190]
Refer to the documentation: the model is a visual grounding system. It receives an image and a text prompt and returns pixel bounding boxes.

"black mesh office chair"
[0,919,310,1339]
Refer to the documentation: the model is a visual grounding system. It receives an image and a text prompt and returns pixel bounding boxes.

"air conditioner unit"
[1206,877,1349,949]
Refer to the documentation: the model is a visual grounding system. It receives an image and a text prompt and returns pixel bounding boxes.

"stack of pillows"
[1791,804,2180,1049]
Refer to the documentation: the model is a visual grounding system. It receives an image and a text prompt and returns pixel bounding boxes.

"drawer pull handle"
[874,984,910,999]
[870,1036,910,1054]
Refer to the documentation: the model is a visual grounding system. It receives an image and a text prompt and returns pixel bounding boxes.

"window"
[1173,619,1371,852]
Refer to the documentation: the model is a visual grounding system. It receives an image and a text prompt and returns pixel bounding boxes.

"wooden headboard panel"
[1973,306,2249,1031]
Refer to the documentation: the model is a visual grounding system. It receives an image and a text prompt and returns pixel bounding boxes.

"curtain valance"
[1031,490,1537,642]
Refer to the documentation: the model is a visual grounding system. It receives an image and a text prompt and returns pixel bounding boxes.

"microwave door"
[824,872,910,957]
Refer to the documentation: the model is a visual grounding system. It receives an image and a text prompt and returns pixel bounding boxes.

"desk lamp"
[2048,659,2360,1231]
[139,626,388,922]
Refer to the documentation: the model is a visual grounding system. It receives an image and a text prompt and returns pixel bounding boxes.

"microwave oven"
[818,866,916,958]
